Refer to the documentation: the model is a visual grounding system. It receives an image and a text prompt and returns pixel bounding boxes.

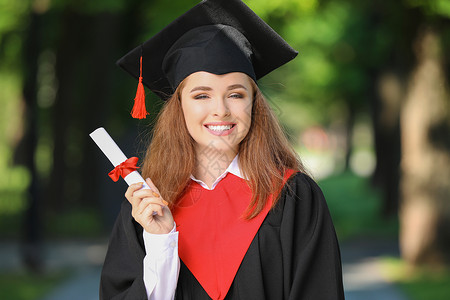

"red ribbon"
[108,157,140,182]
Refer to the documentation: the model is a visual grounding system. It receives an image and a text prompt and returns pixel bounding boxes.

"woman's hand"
[125,178,174,234]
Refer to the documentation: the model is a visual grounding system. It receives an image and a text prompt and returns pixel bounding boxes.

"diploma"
[89,127,150,190]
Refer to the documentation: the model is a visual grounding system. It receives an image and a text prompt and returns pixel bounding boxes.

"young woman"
[100,1,344,299]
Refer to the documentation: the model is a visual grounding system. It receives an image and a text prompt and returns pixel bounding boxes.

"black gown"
[100,172,345,300]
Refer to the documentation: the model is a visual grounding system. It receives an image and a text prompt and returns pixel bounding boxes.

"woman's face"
[181,71,253,157]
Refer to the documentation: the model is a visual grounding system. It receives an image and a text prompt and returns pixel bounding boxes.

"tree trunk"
[78,12,121,208]
[47,9,78,211]
[344,103,355,171]
[372,71,402,217]
[19,11,43,272]
[400,27,450,265]
[368,0,421,218]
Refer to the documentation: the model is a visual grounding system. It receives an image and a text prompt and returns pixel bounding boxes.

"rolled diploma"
[89,127,150,190]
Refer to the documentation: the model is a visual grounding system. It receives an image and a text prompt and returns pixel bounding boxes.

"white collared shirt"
[189,155,244,190]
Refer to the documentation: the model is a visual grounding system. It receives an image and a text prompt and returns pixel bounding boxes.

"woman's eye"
[229,93,244,99]
[194,94,209,100]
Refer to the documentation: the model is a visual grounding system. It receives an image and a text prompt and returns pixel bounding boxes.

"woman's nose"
[212,98,231,117]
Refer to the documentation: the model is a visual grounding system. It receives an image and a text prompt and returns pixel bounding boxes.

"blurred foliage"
[44,207,104,238]
[246,0,319,17]
[0,0,29,34]
[407,0,450,17]
[0,204,104,239]
[381,257,450,300]
[319,172,398,240]
[0,270,69,300]
[0,71,30,220]
[51,0,127,13]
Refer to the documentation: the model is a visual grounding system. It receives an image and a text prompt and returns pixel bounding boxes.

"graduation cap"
[117,0,298,119]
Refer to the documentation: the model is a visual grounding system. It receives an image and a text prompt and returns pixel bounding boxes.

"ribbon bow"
[108,157,140,182]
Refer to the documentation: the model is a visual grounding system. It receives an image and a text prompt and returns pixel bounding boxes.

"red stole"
[172,170,295,300]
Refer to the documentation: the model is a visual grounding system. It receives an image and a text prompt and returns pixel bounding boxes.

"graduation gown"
[100,172,345,300]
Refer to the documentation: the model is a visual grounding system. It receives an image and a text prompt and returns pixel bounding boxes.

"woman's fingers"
[146,178,161,195]
[132,185,168,206]
[137,197,165,214]
[131,197,161,220]
[145,178,170,206]
[125,182,144,205]
[124,179,172,233]
[133,189,167,205]
[142,201,163,218]
[125,182,143,198]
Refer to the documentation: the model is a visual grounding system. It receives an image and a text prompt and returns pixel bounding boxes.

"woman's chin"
[196,140,239,157]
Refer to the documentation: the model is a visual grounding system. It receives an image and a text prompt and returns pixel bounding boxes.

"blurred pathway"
[0,240,106,300]
[40,266,102,300]
[341,237,410,300]
[38,241,106,300]
[344,258,409,300]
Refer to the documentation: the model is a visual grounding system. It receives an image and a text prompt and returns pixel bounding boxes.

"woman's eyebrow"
[190,84,248,93]
[190,86,212,93]
[228,84,247,91]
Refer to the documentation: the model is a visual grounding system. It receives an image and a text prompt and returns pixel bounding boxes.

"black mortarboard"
[117,0,298,118]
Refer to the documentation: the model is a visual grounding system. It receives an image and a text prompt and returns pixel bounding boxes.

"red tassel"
[131,56,148,119]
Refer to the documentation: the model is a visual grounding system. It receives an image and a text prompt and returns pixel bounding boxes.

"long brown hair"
[141,78,305,219]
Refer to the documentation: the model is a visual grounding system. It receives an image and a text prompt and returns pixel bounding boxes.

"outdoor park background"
[0,0,449,299]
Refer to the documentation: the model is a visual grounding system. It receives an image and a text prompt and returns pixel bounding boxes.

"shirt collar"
[190,155,244,190]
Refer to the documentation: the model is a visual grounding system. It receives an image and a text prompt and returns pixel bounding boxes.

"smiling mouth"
[205,124,235,132]
[204,123,237,136]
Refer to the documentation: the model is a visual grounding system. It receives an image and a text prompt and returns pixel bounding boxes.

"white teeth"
[207,125,233,131]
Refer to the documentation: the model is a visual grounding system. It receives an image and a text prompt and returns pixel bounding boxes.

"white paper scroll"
[89,127,150,190]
